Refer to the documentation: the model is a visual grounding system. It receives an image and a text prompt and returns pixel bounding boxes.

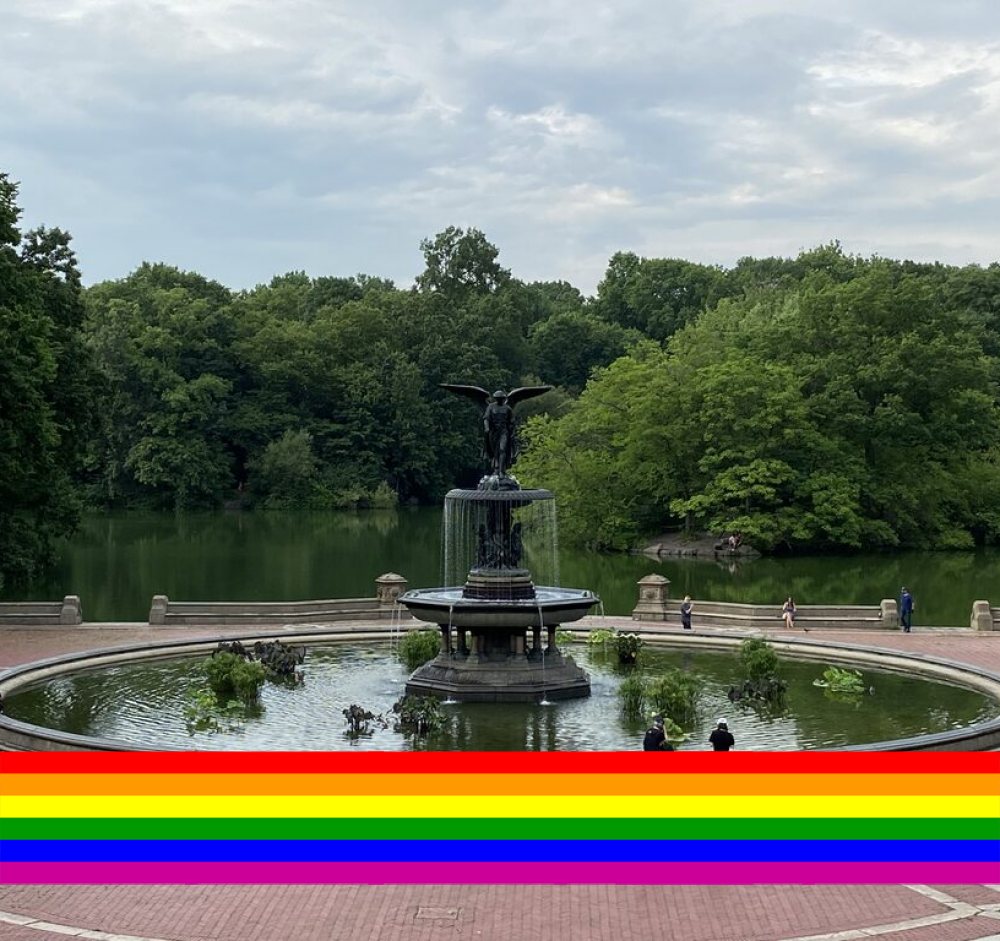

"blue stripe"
[2,840,997,863]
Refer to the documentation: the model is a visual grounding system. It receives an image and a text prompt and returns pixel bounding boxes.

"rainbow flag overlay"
[1,752,998,884]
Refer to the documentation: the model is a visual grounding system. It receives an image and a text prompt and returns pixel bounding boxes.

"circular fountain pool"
[3,638,999,751]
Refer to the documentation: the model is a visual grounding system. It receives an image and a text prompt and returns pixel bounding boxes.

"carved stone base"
[406,647,590,702]
[463,569,535,600]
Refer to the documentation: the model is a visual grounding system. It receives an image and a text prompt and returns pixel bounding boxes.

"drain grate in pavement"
[415,907,461,923]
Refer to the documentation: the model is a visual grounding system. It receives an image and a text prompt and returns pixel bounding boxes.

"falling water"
[537,601,552,705]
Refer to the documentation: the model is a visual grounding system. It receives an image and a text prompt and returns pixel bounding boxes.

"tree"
[415,226,511,296]
[83,265,238,507]
[529,310,639,393]
[593,252,727,341]
[0,173,96,585]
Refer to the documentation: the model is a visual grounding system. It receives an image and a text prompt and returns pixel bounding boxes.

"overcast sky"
[3,0,999,294]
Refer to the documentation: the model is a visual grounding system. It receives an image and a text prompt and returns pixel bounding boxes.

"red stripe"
[2,860,996,884]
[2,752,998,774]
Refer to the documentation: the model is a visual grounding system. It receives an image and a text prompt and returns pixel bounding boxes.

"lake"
[2,510,998,625]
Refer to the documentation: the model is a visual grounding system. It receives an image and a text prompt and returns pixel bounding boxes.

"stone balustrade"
[148,574,409,626]
[632,576,892,630]
[0,596,82,626]
[970,601,999,631]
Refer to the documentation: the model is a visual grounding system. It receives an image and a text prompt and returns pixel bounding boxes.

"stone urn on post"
[632,574,671,622]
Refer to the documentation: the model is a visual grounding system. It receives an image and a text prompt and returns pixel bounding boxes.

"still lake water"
[3,510,1000,625]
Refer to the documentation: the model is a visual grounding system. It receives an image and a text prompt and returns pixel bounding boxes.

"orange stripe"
[3,773,997,797]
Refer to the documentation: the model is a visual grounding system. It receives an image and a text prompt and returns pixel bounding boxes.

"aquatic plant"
[586,628,617,652]
[645,668,701,724]
[814,667,866,694]
[615,632,644,664]
[618,673,647,719]
[392,695,445,736]
[397,629,441,670]
[205,652,266,706]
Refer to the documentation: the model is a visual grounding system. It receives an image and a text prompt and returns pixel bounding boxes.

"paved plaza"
[2,620,999,941]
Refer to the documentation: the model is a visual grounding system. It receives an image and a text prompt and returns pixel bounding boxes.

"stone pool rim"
[2,627,1000,752]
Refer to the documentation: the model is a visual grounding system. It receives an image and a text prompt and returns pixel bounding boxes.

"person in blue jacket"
[899,587,915,632]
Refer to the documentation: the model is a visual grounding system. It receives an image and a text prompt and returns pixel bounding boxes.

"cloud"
[2,0,999,294]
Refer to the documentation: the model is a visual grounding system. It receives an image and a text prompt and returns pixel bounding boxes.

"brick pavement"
[2,621,999,941]
[2,885,999,941]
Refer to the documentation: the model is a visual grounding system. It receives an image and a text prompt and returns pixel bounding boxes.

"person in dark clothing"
[709,719,735,751]
[899,587,915,632]
[643,715,674,751]
[680,595,693,630]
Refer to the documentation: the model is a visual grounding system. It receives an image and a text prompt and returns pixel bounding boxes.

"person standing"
[899,587,915,632]
[709,719,734,751]
[680,595,693,630]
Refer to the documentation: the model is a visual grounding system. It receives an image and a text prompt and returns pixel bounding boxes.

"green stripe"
[5,818,997,841]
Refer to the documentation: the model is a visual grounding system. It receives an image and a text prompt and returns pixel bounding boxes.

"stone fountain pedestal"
[401,580,596,702]
[406,643,590,702]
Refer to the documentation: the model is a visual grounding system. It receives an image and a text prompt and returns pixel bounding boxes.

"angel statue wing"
[505,385,553,408]
[439,384,491,407]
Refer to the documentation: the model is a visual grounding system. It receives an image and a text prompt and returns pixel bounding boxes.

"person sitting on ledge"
[782,596,799,630]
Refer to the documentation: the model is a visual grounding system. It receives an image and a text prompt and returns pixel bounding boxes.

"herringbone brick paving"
[2,620,999,941]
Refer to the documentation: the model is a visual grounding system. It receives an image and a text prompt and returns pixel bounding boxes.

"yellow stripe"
[2,794,994,819]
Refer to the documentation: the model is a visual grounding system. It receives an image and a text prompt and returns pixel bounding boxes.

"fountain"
[399,383,598,701]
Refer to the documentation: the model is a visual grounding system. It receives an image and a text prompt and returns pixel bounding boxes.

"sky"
[2,0,999,295]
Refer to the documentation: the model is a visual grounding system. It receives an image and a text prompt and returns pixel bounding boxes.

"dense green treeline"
[4,171,1000,587]
[519,252,1000,552]
[0,174,99,587]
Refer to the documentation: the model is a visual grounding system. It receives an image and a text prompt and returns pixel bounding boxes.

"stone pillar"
[971,600,995,632]
[880,598,898,630]
[376,573,407,607]
[530,623,542,658]
[632,574,672,621]
[457,629,469,656]
[546,624,556,649]
[149,595,169,625]
[59,595,82,625]
[440,623,452,655]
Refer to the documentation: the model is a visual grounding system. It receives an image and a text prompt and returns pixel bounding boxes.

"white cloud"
[3,0,1000,294]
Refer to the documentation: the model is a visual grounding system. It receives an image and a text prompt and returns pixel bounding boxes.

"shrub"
[615,632,644,664]
[619,673,647,719]
[371,481,398,508]
[392,695,445,735]
[814,667,866,694]
[586,628,617,651]
[398,629,441,670]
[205,652,266,706]
[645,668,702,724]
[740,638,780,682]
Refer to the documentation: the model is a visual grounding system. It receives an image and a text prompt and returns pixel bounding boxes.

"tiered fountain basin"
[399,585,598,701]
[396,482,600,701]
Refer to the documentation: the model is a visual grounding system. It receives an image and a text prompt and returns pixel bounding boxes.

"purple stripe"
[2,861,997,884]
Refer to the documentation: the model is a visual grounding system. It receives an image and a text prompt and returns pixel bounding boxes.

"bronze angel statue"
[441,383,552,477]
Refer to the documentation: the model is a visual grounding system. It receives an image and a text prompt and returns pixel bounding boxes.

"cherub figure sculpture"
[441,383,552,477]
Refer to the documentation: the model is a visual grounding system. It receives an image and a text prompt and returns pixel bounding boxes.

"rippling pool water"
[5,642,997,751]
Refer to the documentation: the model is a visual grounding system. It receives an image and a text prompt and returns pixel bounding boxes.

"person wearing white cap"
[709,718,735,751]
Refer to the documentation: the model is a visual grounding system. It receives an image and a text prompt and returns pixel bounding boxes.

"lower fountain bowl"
[405,647,591,702]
